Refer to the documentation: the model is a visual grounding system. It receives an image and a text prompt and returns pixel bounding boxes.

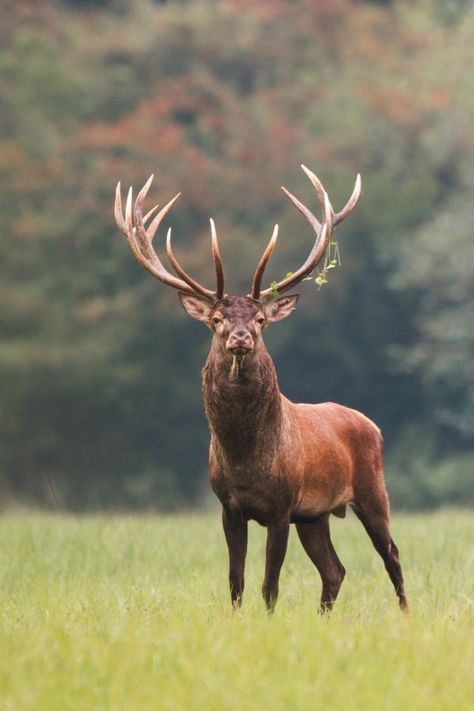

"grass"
[0,510,472,710]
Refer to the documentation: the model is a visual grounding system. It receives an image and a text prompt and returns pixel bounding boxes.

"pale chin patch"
[229,354,246,381]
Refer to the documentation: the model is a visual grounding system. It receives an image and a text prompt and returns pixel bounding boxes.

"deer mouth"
[229,346,251,356]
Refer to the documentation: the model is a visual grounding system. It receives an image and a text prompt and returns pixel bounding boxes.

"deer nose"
[226,330,254,354]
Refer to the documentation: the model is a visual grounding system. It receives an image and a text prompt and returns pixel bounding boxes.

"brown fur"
[182,294,408,613]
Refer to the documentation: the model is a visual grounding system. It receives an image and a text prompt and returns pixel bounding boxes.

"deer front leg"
[222,508,248,608]
[262,517,290,613]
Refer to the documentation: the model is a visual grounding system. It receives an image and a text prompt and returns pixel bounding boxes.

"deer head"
[114,165,361,369]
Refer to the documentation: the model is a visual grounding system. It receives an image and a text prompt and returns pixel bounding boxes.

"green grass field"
[0,510,472,710]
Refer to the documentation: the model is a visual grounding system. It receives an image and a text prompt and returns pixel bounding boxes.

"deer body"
[115,165,408,613]
[204,339,380,527]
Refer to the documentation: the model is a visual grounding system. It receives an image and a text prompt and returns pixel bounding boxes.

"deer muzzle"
[226,330,254,355]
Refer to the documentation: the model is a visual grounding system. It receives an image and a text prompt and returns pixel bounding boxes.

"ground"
[0,509,472,710]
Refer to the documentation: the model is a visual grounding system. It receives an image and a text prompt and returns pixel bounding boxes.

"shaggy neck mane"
[202,338,282,466]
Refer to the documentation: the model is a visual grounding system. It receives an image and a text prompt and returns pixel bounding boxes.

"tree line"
[1,0,473,510]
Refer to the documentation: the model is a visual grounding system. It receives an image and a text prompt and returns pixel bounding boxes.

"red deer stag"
[114,165,408,613]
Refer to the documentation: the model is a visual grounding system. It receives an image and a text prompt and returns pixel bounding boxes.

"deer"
[114,165,408,614]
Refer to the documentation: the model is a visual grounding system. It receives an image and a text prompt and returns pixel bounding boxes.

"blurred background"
[1,0,473,511]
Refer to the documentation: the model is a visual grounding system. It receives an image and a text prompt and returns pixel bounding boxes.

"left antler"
[115,175,225,302]
[251,165,361,301]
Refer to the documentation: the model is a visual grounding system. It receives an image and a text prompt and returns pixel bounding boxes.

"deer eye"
[256,316,265,325]
[212,316,222,325]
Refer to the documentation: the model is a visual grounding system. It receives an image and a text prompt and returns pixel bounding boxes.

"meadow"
[0,510,472,710]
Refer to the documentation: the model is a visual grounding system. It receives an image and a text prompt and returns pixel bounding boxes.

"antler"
[252,165,361,301]
[114,175,225,302]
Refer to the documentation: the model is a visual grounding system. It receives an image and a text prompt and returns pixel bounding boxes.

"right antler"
[251,165,361,301]
[114,175,225,302]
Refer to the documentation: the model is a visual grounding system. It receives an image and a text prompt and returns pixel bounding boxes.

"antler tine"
[210,219,225,300]
[280,187,322,235]
[258,166,361,301]
[143,203,160,225]
[114,177,212,298]
[115,182,148,258]
[166,228,216,300]
[334,173,361,225]
[302,164,361,227]
[114,181,128,234]
[143,192,180,243]
[251,224,279,300]
[323,191,334,236]
[132,180,188,287]
[125,185,133,231]
[301,165,327,208]
[132,175,161,253]
[115,181,156,268]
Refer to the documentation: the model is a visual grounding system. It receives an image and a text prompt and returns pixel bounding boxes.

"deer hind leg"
[296,514,346,613]
[222,508,248,608]
[351,493,408,612]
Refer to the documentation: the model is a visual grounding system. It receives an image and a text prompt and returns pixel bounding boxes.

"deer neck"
[202,338,282,465]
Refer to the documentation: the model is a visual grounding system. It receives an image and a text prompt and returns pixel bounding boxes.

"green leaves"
[314,239,342,290]
[269,281,280,299]
[268,241,342,293]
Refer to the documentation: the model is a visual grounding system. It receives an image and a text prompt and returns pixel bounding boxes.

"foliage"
[386,425,474,509]
[0,511,473,709]
[1,0,474,509]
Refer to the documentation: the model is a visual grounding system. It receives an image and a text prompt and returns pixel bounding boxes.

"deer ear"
[263,293,299,323]
[178,292,213,322]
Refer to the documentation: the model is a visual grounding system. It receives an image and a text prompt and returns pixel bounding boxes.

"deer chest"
[210,466,293,525]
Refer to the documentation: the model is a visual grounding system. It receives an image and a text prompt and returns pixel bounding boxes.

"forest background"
[1,0,473,511]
